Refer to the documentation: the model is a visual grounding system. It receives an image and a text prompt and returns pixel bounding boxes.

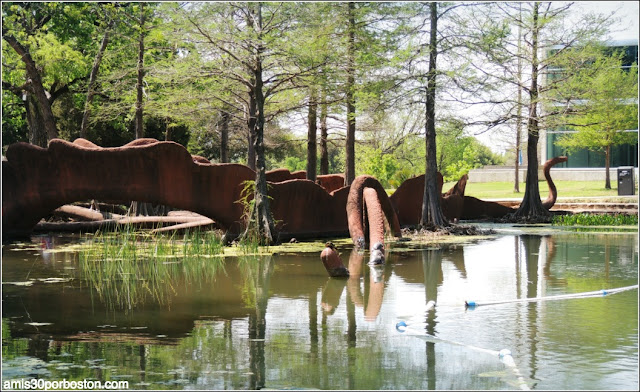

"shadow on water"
[2,229,638,390]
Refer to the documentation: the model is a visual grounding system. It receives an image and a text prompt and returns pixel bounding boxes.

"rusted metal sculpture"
[2,138,359,241]
[320,242,349,278]
[3,138,253,238]
[2,138,566,246]
[345,175,401,250]
[390,156,568,223]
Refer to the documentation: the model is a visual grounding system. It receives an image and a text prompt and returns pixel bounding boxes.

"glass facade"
[546,130,638,168]
[545,41,638,168]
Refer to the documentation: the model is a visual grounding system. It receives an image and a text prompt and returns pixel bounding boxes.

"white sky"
[573,1,639,41]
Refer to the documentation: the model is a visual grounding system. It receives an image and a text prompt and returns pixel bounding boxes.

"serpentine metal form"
[320,242,350,277]
[2,138,353,240]
[346,175,402,251]
[2,139,566,247]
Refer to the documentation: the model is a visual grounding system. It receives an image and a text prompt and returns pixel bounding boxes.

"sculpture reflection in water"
[319,242,461,327]
[321,248,391,322]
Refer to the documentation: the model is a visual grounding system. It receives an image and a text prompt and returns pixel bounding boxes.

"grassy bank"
[440,180,638,202]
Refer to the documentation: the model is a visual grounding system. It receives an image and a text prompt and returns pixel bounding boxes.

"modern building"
[541,39,638,169]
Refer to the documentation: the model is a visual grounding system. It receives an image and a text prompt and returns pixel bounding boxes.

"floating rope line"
[395,300,436,323]
[465,284,639,308]
[395,319,530,391]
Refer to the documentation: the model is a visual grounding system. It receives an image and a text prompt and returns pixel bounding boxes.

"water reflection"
[238,255,272,390]
[421,248,442,390]
[2,231,638,390]
[365,265,385,321]
[326,249,389,322]
[321,278,346,315]
[346,249,364,308]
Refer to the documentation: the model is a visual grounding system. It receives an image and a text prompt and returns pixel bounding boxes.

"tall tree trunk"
[604,144,611,189]
[4,34,58,143]
[420,2,448,229]
[515,2,550,220]
[219,110,230,163]
[164,118,172,141]
[243,3,276,245]
[24,94,49,147]
[130,5,151,216]
[244,14,256,172]
[307,88,318,182]
[247,127,256,170]
[515,115,522,193]
[344,2,356,187]
[514,4,523,193]
[134,4,146,140]
[81,27,111,139]
[320,97,329,175]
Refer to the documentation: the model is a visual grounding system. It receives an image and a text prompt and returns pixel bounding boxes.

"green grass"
[441,180,638,201]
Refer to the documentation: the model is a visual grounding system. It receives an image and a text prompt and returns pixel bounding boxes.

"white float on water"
[465,284,639,308]
[396,301,530,390]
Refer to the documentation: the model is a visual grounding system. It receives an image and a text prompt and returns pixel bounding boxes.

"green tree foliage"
[88,3,170,140]
[553,50,638,189]
[1,1,630,226]
[465,2,614,220]
[354,107,424,188]
[1,2,184,148]
[355,115,503,188]
[357,147,398,188]
[439,137,505,182]
[2,2,96,145]
[269,133,344,176]
[1,91,27,149]
[186,113,247,163]
[435,118,504,182]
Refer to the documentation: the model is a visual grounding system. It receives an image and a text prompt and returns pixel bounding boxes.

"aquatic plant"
[79,225,227,311]
[552,213,638,227]
[235,179,278,250]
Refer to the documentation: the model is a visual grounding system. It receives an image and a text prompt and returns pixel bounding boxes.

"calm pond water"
[2,226,638,390]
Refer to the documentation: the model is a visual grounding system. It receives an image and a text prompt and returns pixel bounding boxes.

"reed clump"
[81,225,226,260]
[79,224,227,311]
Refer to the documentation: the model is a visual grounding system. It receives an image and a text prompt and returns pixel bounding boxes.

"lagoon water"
[2,227,638,390]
